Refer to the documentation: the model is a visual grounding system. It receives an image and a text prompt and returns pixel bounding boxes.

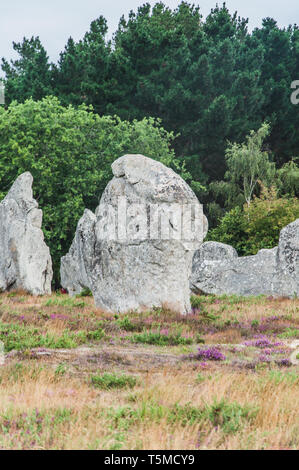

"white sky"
[1,0,299,68]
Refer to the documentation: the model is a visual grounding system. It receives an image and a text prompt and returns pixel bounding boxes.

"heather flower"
[244,335,282,349]
[267,315,279,322]
[256,324,268,332]
[263,349,272,355]
[195,346,226,361]
[191,307,200,314]
[50,314,70,320]
[182,333,193,340]
[275,358,292,367]
[160,328,169,336]
[258,354,271,363]
[275,347,288,354]
[119,332,129,338]
[199,361,209,369]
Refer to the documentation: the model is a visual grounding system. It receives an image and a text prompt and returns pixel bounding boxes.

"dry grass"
[0,292,298,450]
[209,296,298,323]
[0,363,298,450]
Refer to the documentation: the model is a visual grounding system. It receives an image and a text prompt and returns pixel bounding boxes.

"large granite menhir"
[61,154,208,313]
[190,219,299,298]
[0,172,52,295]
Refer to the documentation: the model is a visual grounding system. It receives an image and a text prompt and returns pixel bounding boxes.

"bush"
[76,288,92,297]
[131,330,193,346]
[116,316,135,332]
[91,372,137,390]
[167,399,258,433]
[0,321,88,351]
[207,187,299,255]
[206,206,248,254]
[206,399,258,434]
[243,187,299,254]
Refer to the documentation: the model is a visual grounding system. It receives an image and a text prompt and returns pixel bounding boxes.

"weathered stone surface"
[0,172,52,295]
[62,154,207,313]
[60,209,96,296]
[191,219,299,297]
[272,218,299,297]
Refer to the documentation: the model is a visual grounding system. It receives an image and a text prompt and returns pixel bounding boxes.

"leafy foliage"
[224,122,275,206]
[2,37,53,102]
[208,187,299,255]
[276,159,299,197]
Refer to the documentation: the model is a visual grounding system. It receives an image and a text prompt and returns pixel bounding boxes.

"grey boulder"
[60,209,96,296]
[272,218,299,296]
[191,219,299,297]
[0,172,52,295]
[62,154,207,313]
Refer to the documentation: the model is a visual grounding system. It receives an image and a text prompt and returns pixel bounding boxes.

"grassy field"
[0,291,298,450]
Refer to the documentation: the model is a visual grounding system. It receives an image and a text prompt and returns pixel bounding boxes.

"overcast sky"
[1,0,299,68]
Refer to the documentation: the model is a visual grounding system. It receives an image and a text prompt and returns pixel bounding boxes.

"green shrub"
[0,321,104,351]
[116,316,135,332]
[44,297,85,308]
[208,188,299,255]
[190,295,203,309]
[167,399,257,433]
[76,288,92,297]
[86,328,105,341]
[206,399,258,434]
[167,403,204,426]
[131,330,193,346]
[278,328,299,339]
[91,372,137,390]
[55,363,67,376]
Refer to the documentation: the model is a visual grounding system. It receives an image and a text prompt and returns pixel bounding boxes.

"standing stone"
[61,154,207,313]
[190,241,239,295]
[273,218,299,297]
[60,209,96,296]
[191,219,299,297]
[0,172,52,295]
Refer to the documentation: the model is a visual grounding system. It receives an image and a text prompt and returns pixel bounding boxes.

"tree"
[276,158,299,197]
[252,19,299,166]
[243,186,299,253]
[1,37,53,103]
[207,187,299,255]
[110,2,264,181]
[53,17,112,114]
[0,97,179,284]
[224,122,276,207]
